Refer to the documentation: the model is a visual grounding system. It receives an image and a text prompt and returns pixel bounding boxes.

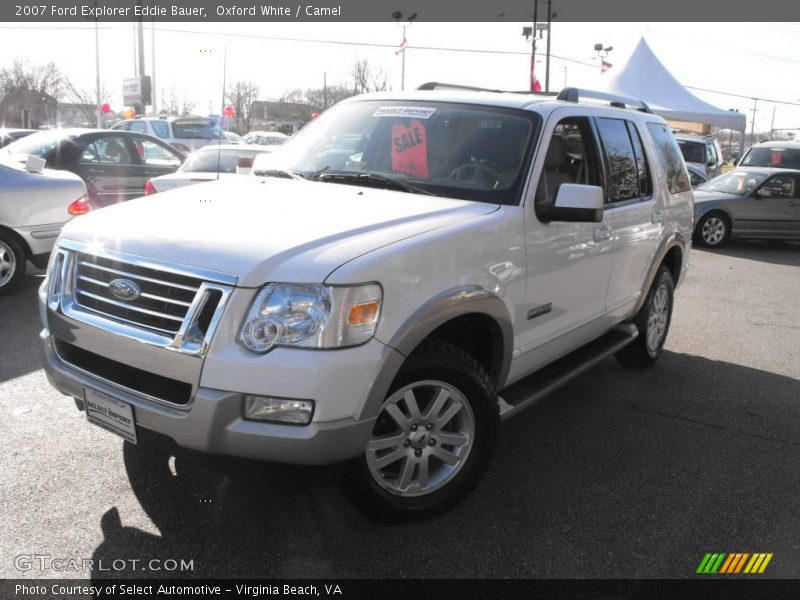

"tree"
[0,60,64,128]
[227,80,259,134]
[351,57,389,95]
[158,87,197,117]
[62,81,112,127]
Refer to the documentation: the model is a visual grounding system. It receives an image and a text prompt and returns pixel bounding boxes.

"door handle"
[651,209,665,224]
[593,224,613,243]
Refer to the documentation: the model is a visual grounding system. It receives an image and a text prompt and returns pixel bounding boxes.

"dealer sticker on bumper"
[84,388,137,444]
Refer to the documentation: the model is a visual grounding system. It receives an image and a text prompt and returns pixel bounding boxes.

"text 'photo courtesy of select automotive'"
[0,0,799,598]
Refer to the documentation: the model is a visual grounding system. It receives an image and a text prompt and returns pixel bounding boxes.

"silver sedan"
[0,156,88,294]
[693,167,800,247]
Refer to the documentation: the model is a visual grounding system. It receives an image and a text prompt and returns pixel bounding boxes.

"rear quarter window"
[646,123,691,194]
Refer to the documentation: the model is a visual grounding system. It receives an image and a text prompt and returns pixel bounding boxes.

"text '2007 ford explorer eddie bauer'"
[40,86,693,520]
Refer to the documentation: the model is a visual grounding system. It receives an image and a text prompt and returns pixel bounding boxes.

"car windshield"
[172,120,223,140]
[699,171,769,195]
[180,148,266,173]
[677,141,706,164]
[252,100,540,204]
[2,130,71,158]
[740,147,800,169]
[247,133,287,146]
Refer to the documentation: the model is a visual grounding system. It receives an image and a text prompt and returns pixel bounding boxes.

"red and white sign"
[391,119,429,179]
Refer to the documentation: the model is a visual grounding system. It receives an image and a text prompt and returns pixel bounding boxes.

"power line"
[686,85,800,107]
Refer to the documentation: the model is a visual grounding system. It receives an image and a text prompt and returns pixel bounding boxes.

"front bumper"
[41,330,382,465]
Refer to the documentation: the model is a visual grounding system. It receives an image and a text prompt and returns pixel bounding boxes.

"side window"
[133,139,182,167]
[80,137,133,165]
[150,121,170,139]
[535,116,600,206]
[626,121,651,198]
[646,123,691,194]
[595,117,638,203]
[128,121,147,134]
[759,175,797,199]
[111,122,129,131]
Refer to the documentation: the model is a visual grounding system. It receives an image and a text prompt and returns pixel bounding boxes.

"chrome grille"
[74,252,204,335]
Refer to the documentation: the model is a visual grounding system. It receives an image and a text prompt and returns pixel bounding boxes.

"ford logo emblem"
[108,278,141,302]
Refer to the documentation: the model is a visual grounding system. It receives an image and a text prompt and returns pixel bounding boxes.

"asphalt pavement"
[1,240,799,579]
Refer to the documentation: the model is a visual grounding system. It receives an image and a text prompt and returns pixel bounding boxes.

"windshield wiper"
[253,168,305,181]
[314,171,436,196]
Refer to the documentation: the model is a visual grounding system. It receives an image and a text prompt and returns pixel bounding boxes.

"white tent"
[604,38,746,144]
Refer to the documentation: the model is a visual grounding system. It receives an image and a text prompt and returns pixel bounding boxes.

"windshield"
[699,171,769,195]
[2,130,71,158]
[677,140,705,164]
[172,120,223,140]
[180,148,267,173]
[253,100,540,204]
[740,147,800,169]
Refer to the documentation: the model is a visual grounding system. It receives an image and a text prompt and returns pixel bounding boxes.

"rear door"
[744,173,800,238]
[75,133,143,207]
[596,117,662,316]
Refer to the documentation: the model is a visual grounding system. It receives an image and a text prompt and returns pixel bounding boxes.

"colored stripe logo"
[696,553,773,574]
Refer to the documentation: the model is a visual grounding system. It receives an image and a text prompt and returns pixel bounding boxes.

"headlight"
[239,282,382,353]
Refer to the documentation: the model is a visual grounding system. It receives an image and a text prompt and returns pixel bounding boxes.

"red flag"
[530,55,542,92]
[395,40,407,55]
[601,60,613,74]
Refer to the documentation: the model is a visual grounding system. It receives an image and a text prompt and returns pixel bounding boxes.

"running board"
[497,323,638,421]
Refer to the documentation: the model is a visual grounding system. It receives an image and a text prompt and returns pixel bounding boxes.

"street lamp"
[522,0,555,92]
[594,43,614,74]
[392,11,417,91]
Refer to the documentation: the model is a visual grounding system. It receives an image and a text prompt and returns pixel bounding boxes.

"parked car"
[693,167,800,247]
[675,133,723,180]
[223,131,246,145]
[0,128,36,148]
[244,131,288,147]
[1,129,184,208]
[40,87,692,520]
[111,116,224,154]
[0,154,88,294]
[738,141,800,170]
[145,144,272,194]
[686,163,710,188]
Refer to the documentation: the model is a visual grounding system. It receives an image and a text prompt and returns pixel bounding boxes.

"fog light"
[244,395,314,425]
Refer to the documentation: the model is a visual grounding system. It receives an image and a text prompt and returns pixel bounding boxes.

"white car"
[41,86,692,519]
[111,116,225,154]
[0,156,88,294]
[144,145,272,194]
[244,131,289,147]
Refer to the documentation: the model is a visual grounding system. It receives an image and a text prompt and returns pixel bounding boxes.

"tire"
[0,232,26,296]
[694,211,730,248]
[345,338,498,521]
[615,266,675,368]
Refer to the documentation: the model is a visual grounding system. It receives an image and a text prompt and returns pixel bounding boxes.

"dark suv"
[675,133,723,180]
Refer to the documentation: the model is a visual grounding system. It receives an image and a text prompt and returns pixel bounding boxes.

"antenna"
[217,43,227,181]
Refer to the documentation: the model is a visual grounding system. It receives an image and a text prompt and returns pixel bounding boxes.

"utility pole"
[545,0,552,92]
[136,1,146,114]
[323,72,327,109]
[150,20,157,114]
[769,106,776,140]
[94,18,101,128]
[531,0,538,91]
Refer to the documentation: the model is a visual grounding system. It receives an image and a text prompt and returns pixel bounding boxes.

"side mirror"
[538,184,604,223]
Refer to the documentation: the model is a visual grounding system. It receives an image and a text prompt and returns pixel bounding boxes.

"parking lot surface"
[1,241,798,579]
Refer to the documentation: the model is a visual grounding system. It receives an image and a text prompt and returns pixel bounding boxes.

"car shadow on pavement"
[693,240,800,267]
[0,268,45,384]
[89,350,800,579]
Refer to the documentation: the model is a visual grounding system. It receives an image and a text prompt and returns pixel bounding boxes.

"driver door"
[743,173,800,238]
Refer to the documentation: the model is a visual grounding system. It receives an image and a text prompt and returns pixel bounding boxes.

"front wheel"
[615,266,675,368]
[694,212,730,248]
[346,339,498,521]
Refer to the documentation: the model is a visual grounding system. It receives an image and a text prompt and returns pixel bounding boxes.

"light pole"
[392,11,417,91]
[523,1,555,92]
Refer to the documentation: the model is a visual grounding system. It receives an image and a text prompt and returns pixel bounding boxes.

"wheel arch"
[360,287,513,420]
[633,232,687,314]
[0,224,32,260]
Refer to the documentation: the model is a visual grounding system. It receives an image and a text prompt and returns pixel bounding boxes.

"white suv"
[111,116,224,154]
[40,86,693,520]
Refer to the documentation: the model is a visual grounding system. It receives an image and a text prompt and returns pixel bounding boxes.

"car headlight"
[239,282,382,353]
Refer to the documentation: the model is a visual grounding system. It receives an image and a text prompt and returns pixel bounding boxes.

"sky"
[0,21,799,133]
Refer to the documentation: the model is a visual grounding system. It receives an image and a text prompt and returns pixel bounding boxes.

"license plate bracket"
[84,387,138,444]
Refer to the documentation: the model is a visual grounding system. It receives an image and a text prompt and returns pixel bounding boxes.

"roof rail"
[556,87,653,113]
[417,82,503,93]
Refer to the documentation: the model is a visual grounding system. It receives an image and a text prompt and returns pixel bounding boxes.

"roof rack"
[556,87,652,113]
[417,82,558,97]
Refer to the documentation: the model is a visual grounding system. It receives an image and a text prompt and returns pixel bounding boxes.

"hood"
[59,177,497,287]
[149,172,239,193]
